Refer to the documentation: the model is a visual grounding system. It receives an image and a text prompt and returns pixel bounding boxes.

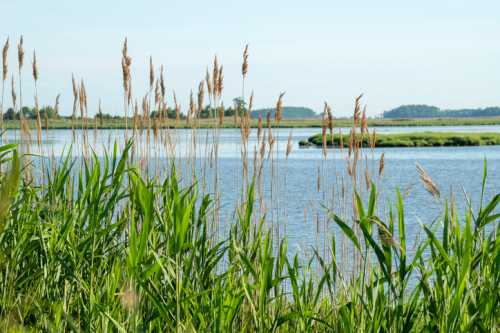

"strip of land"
[2,116,500,130]
[299,132,500,148]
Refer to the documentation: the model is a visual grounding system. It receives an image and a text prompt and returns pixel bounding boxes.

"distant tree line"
[2,106,59,120]
[2,99,319,121]
[250,106,317,119]
[383,105,500,118]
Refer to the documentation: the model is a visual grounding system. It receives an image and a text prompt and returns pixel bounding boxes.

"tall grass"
[0,143,498,331]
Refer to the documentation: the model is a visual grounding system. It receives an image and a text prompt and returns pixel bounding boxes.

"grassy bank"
[3,115,500,130]
[300,131,500,148]
[0,143,498,331]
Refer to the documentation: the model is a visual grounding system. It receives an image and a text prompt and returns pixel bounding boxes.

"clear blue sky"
[1,0,499,117]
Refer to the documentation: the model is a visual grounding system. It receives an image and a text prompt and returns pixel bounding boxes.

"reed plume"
[353,94,363,127]
[187,90,194,125]
[10,75,16,110]
[275,92,285,123]
[379,152,385,176]
[205,68,212,97]
[197,80,204,117]
[1,37,9,136]
[1,37,8,82]
[32,50,42,146]
[17,36,26,138]
[286,131,293,159]
[212,56,219,98]
[242,44,249,78]
[17,36,24,71]
[149,56,154,90]
[31,50,38,81]
[325,102,333,145]
[121,38,132,138]
[173,91,180,126]
[416,163,440,199]
[160,65,165,100]
[71,74,78,141]
[217,66,223,98]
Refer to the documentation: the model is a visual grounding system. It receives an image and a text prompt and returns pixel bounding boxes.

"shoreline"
[2,116,500,130]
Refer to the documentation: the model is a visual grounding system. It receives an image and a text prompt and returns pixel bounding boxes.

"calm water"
[3,126,499,254]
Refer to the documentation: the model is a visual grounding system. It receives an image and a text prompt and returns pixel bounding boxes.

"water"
[3,126,499,255]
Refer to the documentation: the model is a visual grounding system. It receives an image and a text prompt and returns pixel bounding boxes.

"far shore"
[2,116,500,130]
[300,131,500,148]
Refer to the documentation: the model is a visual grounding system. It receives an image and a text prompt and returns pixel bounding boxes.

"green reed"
[0,142,497,332]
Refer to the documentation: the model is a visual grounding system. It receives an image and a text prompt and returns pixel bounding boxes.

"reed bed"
[0,36,498,332]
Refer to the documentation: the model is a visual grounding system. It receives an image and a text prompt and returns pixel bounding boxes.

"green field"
[2,115,500,130]
[300,131,500,148]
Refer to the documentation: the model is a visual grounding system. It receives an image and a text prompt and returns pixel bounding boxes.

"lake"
[2,126,499,256]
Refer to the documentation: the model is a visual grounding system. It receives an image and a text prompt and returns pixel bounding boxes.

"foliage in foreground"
[0,143,498,332]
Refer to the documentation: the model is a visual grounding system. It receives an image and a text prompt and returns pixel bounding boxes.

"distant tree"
[3,108,17,120]
[383,105,500,118]
[39,106,59,119]
[250,106,317,119]
[233,97,246,117]
[21,106,35,119]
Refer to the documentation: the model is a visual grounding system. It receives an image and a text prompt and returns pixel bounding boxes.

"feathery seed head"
[2,37,9,81]
[17,35,24,71]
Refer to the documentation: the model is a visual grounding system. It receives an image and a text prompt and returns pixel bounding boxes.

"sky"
[1,0,499,117]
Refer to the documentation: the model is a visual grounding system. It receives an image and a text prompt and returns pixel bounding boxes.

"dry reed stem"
[218,104,224,126]
[364,156,371,190]
[173,91,180,126]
